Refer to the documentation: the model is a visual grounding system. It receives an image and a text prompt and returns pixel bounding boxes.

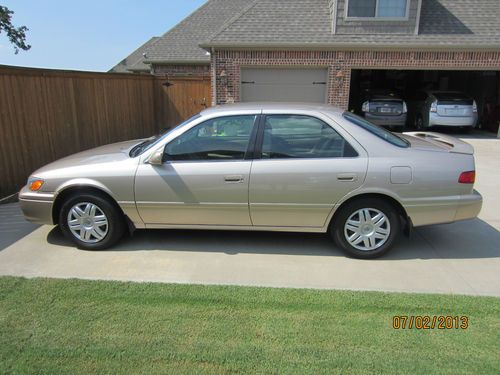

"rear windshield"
[433,92,473,104]
[342,112,410,148]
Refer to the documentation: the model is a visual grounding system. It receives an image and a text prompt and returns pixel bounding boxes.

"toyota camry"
[19,103,482,258]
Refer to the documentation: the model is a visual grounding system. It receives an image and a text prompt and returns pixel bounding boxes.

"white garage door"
[241,68,328,103]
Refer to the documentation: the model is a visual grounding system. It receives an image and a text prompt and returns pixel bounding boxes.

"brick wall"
[213,50,500,108]
[152,64,210,76]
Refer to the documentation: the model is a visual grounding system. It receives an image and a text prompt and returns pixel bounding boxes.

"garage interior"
[348,69,500,132]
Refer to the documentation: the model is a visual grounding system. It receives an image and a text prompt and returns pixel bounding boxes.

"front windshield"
[129,114,202,157]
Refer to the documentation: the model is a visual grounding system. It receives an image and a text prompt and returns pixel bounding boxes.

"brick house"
[113,0,500,126]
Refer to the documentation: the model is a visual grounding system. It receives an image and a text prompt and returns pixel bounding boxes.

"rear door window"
[261,115,358,159]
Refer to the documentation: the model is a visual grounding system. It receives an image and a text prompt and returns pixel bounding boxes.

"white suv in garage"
[410,91,478,131]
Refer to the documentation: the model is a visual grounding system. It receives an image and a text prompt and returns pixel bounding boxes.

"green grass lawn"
[0,277,499,374]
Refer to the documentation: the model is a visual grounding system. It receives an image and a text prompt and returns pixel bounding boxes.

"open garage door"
[348,69,500,133]
[241,68,327,103]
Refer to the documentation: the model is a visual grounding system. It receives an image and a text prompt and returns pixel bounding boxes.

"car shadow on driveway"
[46,218,500,260]
[0,203,40,251]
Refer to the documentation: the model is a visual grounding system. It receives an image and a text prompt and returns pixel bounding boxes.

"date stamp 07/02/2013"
[392,316,469,330]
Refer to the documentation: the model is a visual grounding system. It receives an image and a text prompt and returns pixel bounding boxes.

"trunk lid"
[369,99,404,116]
[401,132,474,155]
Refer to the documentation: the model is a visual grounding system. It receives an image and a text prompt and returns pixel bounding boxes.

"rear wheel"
[59,193,125,250]
[331,198,400,259]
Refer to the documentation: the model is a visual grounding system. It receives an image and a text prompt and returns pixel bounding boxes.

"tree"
[0,5,30,54]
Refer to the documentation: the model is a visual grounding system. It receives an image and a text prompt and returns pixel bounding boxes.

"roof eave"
[143,59,211,65]
[199,41,500,52]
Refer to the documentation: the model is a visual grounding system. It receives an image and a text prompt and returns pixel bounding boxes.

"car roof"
[200,102,345,116]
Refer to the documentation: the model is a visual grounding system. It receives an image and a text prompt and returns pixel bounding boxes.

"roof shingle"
[109,37,159,73]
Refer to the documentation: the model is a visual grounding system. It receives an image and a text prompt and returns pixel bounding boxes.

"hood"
[32,139,144,176]
[401,132,474,155]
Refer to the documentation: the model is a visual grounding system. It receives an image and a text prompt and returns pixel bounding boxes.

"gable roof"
[143,0,250,64]
[121,0,500,69]
[109,37,159,73]
[201,0,500,50]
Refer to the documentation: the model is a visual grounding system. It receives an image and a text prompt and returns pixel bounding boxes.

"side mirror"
[147,147,164,166]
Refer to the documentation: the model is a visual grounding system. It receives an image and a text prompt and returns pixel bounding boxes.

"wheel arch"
[328,192,411,235]
[52,184,124,226]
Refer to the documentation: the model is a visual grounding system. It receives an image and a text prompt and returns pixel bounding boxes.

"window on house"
[347,0,407,18]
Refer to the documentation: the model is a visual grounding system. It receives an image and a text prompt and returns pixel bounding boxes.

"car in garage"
[408,91,478,131]
[360,90,408,131]
[19,103,482,259]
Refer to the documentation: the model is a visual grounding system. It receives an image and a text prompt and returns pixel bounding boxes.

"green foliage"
[0,5,30,54]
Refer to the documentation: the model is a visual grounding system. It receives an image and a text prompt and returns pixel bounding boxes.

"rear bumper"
[365,113,407,127]
[454,190,483,222]
[406,190,482,227]
[429,113,478,127]
[19,186,55,225]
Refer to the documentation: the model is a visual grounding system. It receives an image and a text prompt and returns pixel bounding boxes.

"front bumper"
[19,186,55,225]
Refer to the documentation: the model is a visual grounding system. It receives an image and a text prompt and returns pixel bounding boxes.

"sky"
[0,0,206,72]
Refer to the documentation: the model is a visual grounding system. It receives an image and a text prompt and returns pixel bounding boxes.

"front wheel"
[59,194,125,250]
[331,198,400,259]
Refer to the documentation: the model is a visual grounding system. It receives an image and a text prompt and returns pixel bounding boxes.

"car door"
[249,113,368,228]
[135,114,258,226]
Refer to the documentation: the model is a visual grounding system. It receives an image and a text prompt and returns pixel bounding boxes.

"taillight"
[472,100,478,113]
[459,171,475,184]
[362,101,370,113]
[430,101,438,113]
[402,101,408,114]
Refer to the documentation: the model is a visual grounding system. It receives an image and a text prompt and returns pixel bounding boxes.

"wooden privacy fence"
[0,65,211,197]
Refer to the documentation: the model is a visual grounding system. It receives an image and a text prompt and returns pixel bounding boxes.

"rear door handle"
[337,173,358,182]
[224,175,244,183]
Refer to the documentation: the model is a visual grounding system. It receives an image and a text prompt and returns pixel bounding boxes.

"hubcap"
[344,208,391,251]
[67,202,109,243]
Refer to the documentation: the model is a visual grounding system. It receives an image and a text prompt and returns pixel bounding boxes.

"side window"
[165,115,257,161]
[261,115,358,159]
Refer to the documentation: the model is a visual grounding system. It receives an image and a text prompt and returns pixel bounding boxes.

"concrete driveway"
[0,133,499,296]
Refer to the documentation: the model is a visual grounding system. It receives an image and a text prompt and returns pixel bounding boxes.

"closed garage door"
[241,68,327,103]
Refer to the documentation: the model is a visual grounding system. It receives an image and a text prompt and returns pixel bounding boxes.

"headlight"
[28,177,44,191]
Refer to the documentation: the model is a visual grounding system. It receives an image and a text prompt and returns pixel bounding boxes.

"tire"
[59,193,125,250]
[330,198,400,259]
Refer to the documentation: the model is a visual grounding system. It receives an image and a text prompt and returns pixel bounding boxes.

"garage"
[348,69,500,132]
[240,68,328,103]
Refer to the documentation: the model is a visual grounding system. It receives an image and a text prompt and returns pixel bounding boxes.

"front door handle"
[337,173,358,182]
[224,175,244,183]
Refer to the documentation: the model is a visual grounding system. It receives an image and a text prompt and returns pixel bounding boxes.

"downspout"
[211,47,216,106]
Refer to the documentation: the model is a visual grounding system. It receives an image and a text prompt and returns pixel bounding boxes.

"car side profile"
[408,91,478,131]
[19,103,482,258]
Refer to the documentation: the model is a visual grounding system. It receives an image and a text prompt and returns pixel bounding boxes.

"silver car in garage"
[410,91,478,131]
[19,103,482,258]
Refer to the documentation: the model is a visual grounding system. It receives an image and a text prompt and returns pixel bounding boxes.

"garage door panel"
[241,68,327,103]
